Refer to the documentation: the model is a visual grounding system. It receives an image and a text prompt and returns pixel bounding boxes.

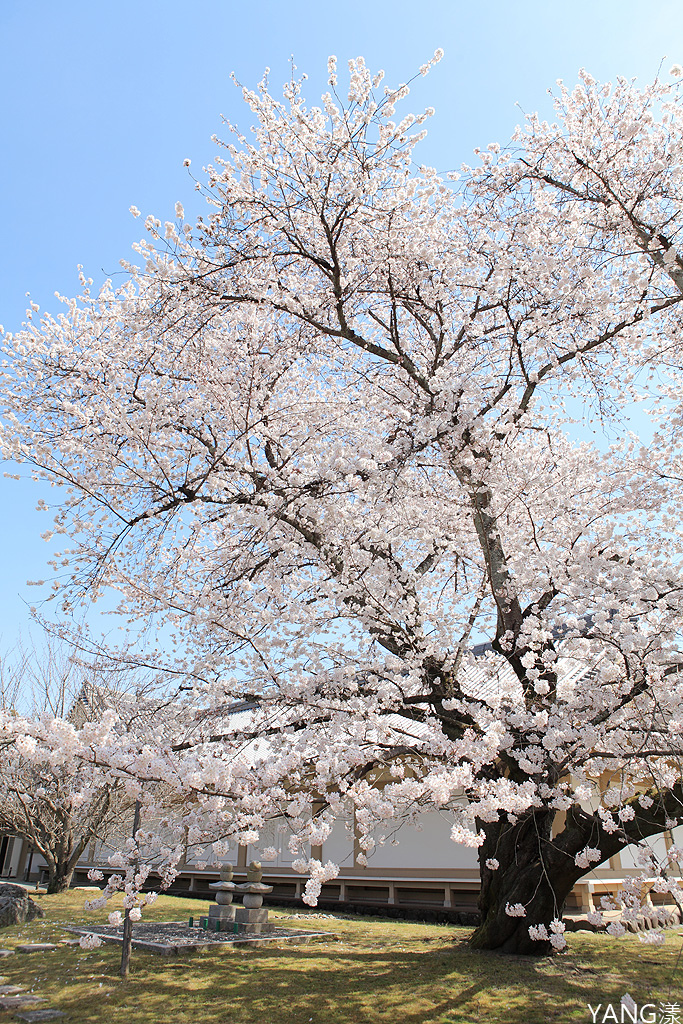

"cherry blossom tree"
[3,56,683,953]
[0,745,120,893]
[0,643,132,892]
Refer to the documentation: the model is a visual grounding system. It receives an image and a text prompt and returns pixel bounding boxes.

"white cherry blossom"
[2,58,683,956]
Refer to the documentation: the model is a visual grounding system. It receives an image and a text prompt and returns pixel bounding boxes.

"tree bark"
[46,863,75,894]
[120,798,141,979]
[469,811,576,955]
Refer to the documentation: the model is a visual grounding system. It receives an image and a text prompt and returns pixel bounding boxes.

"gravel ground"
[69,921,334,949]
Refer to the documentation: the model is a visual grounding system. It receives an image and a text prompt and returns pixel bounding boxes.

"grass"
[0,889,681,1023]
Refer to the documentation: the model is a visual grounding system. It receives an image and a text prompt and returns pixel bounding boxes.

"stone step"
[13,1011,66,1022]
[15,945,57,954]
[0,994,46,1009]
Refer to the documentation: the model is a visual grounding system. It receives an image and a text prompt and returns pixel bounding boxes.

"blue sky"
[1,0,682,650]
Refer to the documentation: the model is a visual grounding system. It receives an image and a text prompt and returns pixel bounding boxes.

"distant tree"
[3,57,683,951]
[0,642,130,893]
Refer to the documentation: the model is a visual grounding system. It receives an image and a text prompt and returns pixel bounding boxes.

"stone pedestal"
[235,906,268,934]
[208,903,236,924]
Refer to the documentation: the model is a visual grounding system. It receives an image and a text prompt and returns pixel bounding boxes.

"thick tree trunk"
[469,811,576,955]
[46,864,75,894]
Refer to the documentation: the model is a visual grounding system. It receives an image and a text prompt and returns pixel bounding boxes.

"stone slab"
[218,931,338,950]
[15,945,57,954]
[0,950,15,957]
[208,904,236,921]
[13,1011,66,1022]
[235,908,267,925]
[66,923,338,955]
[0,995,45,1009]
[0,986,25,995]
[119,941,179,957]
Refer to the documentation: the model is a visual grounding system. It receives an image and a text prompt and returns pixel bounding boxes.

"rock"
[0,994,45,1009]
[0,950,15,957]
[15,945,57,954]
[0,885,44,929]
[13,1012,66,1022]
[564,917,606,933]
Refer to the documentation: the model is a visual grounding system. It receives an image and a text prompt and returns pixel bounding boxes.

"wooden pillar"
[572,883,594,913]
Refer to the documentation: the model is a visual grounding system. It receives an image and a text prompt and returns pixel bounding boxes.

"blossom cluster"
[2,54,683,955]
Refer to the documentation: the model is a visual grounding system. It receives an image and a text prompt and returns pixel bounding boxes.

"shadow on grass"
[41,939,630,1024]
[6,898,681,1024]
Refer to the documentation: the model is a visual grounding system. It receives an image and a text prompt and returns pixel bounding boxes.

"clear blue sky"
[1,0,681,649]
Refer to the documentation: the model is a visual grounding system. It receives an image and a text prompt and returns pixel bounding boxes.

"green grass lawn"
[0,889,681,1023]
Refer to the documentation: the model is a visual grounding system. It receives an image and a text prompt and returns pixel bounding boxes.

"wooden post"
[120,799,141,979]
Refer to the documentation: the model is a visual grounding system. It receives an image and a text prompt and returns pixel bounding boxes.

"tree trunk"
[120,798,142,979]
[469,811,576,955]
[46,863,75,894]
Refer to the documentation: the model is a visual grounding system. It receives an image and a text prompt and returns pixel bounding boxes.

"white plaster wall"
[7,838,23,876]
[250,819,297,868]
[91,838,119,862]
[321,817,355,868]
[0,837,14,875]
[185,838,237,865]
[364,812,478,870]
[618,831,673,870]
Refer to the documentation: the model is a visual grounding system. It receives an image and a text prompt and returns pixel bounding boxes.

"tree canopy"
[3,56,683,953]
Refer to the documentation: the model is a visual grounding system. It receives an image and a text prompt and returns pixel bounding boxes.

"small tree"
[0,643,129,893]
[0,752,119,893]
[3,57,683,952]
